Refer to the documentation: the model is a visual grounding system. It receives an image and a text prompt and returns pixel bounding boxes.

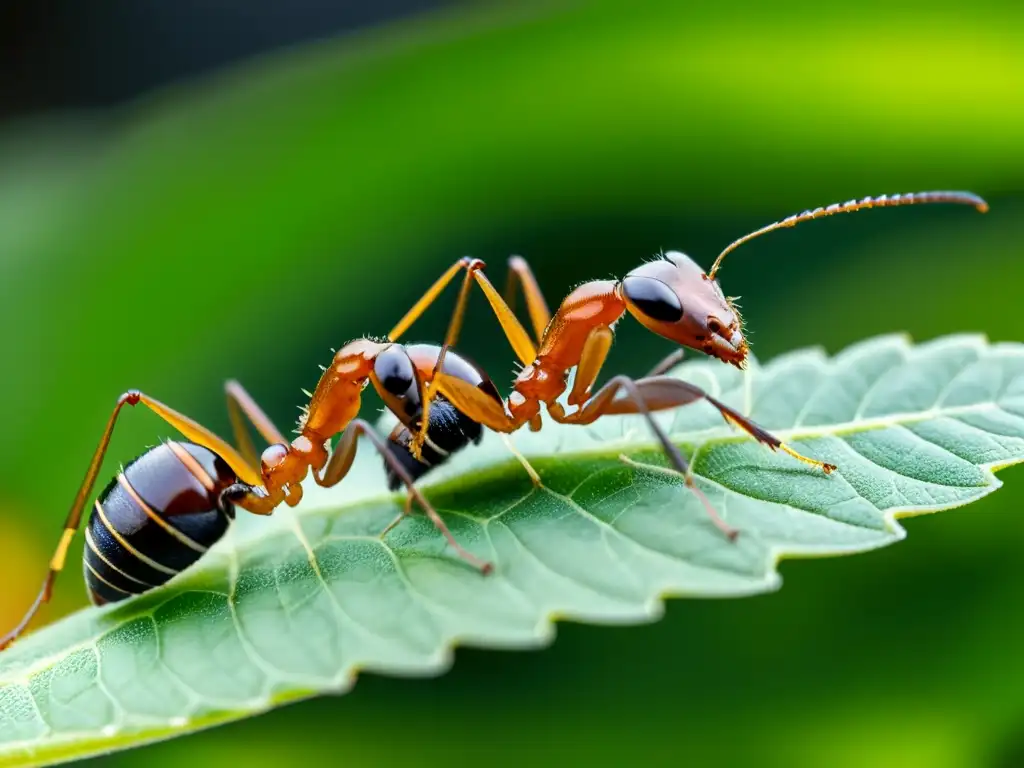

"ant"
[385,191,989,538]
[0,334,505,650]
[0,189,988,651]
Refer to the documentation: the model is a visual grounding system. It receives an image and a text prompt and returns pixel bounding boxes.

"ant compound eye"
[621,276,684,323]
[374,346,417,397]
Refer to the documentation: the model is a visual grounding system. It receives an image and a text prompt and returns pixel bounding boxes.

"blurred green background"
[1,1,1023,766]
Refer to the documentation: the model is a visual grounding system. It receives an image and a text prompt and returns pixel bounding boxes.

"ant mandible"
[386,191,989,538]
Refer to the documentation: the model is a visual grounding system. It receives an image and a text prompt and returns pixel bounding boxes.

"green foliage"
[1,333,1022,766]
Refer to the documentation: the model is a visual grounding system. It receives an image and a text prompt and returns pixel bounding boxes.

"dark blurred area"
[0,0,450,116]
[0,1,1022,766]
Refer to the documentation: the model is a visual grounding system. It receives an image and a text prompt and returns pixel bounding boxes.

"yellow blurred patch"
[0,507,85,639]
[0,508,46,629]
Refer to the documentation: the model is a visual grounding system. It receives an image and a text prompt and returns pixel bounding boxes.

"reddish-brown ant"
[384,191,989,538]
[0,189,988,651]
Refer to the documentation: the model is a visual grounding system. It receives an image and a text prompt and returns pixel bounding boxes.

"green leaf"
[2,332,1023,766]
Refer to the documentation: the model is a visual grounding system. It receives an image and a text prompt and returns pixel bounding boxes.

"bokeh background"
[1,1,1023,766]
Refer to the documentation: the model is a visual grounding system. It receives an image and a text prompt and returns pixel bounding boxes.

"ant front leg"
[555,328,835,476]
[544,329,834,539]
[626,376,835,473]
[549,371,838,539]
[563,372,837,475]
[601,376,837,475]
[503,255,552,344]
[549,374,739,540]
[315,419,492,574]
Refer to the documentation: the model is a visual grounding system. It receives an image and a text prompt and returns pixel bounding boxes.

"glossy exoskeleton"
[83,441,241,605]
[379,343,503,489]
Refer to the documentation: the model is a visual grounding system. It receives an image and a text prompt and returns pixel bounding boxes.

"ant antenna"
[707,190,989,280]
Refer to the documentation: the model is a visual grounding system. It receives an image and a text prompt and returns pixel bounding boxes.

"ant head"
[620,251,747,367]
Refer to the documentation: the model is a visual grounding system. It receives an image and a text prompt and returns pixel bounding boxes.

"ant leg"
[225,380,287,468]
[396,261,485,459]
[567,326,614,407]
[388,257,484,342]
[504,255,551,344]
[315,419,492,574]
[555,327,826,477]
[566,374,837,475]
[463,268,538,365]
[380,491,419,539]
[550,375,738,539]
[0,393,137,649]
[376,492,418,541]
[424,373,543,484]
[413,265,543,456]
[431,373,525,433]
[412,264,539,455]
[385,256,537,457]
[135,392,263,486]
[0,389,268,649]
[645,349,686,377]
[500,434,543,487]
[388,256,538,365]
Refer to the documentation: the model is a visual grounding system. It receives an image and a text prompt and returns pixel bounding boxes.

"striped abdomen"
[83,441,238,605]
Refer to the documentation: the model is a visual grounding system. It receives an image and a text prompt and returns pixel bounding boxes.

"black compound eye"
[374,347,417,397]
[621,276,684,323]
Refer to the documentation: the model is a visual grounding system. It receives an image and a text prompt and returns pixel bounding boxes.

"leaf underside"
[3,333,1024,766]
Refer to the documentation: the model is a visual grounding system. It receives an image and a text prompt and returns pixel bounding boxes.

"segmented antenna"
[707,191,989,280]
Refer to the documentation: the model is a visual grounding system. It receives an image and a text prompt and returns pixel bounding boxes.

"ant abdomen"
[384,396,484,490]
[383,344,502,490]
[83,441,238,605]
